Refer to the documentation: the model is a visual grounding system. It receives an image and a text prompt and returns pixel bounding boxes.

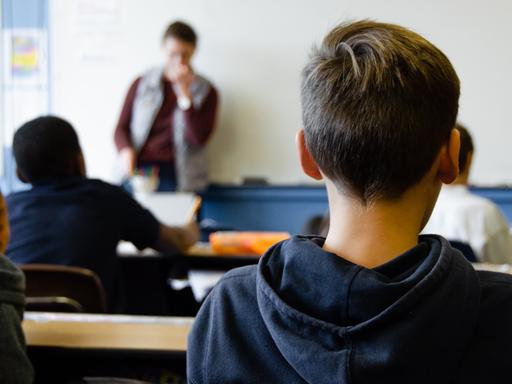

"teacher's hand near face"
[168,64,195,99]
[177,64,195,95]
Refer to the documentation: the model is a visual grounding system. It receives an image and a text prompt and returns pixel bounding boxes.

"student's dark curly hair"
[13,116,82,183]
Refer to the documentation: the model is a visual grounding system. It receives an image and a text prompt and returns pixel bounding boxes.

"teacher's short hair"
[301,20,460,203]
[163,21,197,46]
[13,116,82,183]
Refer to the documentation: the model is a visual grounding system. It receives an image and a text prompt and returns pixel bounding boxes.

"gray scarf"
[131,67,211,192]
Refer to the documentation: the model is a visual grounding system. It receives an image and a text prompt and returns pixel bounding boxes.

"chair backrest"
[21,264,107,313]
[449,240,478,263]
[25,296,84,313]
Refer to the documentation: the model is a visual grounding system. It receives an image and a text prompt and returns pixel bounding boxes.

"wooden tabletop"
[186,242,259,259]
[472,263,512,274]
[117,241,259,260]
[23,312,193,352]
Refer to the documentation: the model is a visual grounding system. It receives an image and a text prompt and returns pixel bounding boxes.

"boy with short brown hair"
[188,21,512,383]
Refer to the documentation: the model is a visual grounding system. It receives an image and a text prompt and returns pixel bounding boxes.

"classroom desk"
[472,263,512,274]
[183,243,260,269]
[23,312,193,352]
[24,312,193,382]
[118,240,259,258]
[117,242,259,316]
[118,241,260,269]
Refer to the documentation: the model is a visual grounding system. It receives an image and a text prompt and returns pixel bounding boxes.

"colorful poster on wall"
[11,34,39,77]
[1,28,49,181]
[2,29,48,86]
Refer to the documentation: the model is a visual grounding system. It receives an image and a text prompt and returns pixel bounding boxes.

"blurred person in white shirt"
[423,123,512,264]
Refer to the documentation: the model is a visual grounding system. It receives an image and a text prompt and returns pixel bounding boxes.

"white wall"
[50,0,512,185]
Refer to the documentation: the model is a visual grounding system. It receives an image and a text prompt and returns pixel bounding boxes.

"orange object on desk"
[209,231,290,256]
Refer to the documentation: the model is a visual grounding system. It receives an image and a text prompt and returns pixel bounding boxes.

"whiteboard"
[50,0,512,186]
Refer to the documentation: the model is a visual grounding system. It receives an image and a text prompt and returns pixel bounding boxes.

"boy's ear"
[296,129,323,180]
[438,128,460,184]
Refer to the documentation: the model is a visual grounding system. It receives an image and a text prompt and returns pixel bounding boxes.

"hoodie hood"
[256,235,480,383]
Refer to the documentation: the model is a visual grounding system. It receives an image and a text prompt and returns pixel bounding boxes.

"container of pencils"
[131,166,159,193]
[209,231,290,256]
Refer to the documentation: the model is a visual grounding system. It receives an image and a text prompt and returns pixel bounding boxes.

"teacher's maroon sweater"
[114,76,218,164]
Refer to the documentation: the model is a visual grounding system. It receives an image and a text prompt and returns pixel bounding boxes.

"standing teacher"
[114,21,218,192]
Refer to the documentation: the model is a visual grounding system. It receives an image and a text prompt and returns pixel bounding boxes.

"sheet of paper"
[116,241,159,256]
[188,270,226,302]
[133,192,199,227]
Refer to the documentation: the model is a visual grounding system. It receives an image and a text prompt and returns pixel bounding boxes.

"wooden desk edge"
[118,245,261,260]
[23,314,193,352]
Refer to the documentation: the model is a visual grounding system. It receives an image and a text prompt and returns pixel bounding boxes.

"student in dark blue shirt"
[6,116,198,310]
[188,21,512,383]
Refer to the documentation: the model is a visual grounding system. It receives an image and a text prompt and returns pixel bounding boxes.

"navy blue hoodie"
[188,235,512,383]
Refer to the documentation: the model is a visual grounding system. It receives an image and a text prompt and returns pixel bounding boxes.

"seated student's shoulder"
[466,193,505,220]
[205,265,258,308]
[85,178,127,195]
[5,189,29,205]
[476,271,512,330]
[188,265,295,384]
[477,270,512,310]
[80,178,139,205]
[459,270,512,381]
[188,265,258,355]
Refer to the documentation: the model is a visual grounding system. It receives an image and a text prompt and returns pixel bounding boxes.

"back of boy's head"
[456,123,474,174]
[301,20,460,203]
[13,116,82,183]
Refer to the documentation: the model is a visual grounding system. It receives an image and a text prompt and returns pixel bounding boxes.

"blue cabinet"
[199,185,512,235]
[200,185,328,234]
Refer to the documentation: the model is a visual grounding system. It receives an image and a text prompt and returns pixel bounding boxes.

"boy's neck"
[323,182,436,269]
